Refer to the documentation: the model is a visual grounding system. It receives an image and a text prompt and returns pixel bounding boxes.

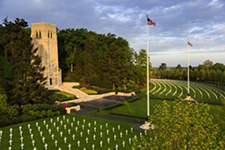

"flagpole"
[146,15,150,119]
[187,39,190,95]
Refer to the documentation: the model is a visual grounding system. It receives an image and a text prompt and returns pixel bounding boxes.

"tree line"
[153,60,225,87]
[57,29,150,91]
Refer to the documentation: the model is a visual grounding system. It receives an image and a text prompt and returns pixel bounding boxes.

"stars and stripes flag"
[147,17,156,26]
[188,41,193,46]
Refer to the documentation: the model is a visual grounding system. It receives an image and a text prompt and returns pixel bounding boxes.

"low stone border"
[65,105,81,114]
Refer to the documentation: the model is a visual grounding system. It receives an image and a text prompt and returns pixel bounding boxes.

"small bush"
[20,114,36,122]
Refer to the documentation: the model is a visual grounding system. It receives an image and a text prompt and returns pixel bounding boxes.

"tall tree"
[1,18,47,105]
[159,63,167,70]
[203,59,213,69]
[132,100,222,149]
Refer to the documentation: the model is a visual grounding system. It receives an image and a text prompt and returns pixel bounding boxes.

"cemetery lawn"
[93,88,222,123]
[0,114,143,150]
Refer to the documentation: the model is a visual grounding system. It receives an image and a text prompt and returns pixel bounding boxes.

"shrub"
[84,89,98,95]
[20,114,36,122]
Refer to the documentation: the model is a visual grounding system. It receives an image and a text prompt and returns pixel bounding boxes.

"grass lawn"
[93,88,222,123]
[0,114,143,150]
[48,90,77,102]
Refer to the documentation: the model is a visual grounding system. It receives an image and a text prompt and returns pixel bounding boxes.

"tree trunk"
[70,63,73,72]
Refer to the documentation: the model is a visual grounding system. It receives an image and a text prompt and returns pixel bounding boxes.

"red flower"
[61,104,69,108]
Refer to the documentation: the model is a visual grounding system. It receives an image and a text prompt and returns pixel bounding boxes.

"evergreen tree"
[2,18,47,105]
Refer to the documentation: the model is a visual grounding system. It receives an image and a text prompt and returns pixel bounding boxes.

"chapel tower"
[31,22,62,89]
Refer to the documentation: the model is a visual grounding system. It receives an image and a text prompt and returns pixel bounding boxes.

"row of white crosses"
[1,115,146,150]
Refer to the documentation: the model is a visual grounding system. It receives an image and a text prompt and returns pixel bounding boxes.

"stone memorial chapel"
[31,22,62,89]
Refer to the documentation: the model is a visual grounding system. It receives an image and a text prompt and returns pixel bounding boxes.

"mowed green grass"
[94,86,222,123]
[150,79,225,103]
[0,114,143,150]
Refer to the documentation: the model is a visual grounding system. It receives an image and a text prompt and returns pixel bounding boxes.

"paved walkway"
[58,82,134,103]
[72,96,144,130]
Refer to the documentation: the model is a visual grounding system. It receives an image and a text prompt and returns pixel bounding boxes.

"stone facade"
[31,22,62,89]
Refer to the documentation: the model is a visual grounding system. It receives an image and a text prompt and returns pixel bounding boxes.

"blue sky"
[0,0,225,67]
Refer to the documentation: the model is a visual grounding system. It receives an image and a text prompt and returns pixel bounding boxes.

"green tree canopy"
[132,100,223,149]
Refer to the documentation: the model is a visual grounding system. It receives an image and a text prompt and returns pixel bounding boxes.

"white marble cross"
[71,123,73,128]
[129,138,131,144]
[9,146,12,150]
[38,127,41,132]
[83,119,86,124]
[68,144,71,150]
[19,126,22,131]
[115,144,118,150]
[44,143,48,150]
[20,137,23,142]
[107,138,110,144]
[63,115,65,120]
[48,129,51,134]
[75,127,78,132]
[64,124,67,130]
[46,125,49,130]
[85,137,88,144]
[9,139,12,146]
[126,130,128,135]
[100,141,103,147]
[33,147,37,150]
[114,135,116,141]
[60,131,63,137]
[105,123,108,128]
[112,127,115,132]
[40,131,43,137]
[77,121,80,125]
[120,132,123,138]
[87,129,90,135]
[93,134,96,140]
[9,128,13,133]
[20,143,24,149]
[43,121,46,125]
[51,134,54,140]
[80,132,83,137]
[73,117,75,122]
[94,127,96,132]
[88,123,91,128]
[42,137,45,143]
[57,117,59,122]
[92,144,95,150]
[94,121,96,125]
[131,127,133,132]
[106,129,109,135]
[55,140,58,147]
[82,125,84,130]
[77,140,80,147]
[53,122,56,127]
[30,134,34,140]
[122,141,125,147]
[100,132,103,137]
[118,125,120,130]
[60,121,63,125]
[64,137,67,143]
[67,119,69,123]
[72,134,75,140]
[68,129,71,134]
[50,119,53,123]
[100,125,102,130]
[56,127,59,132]
[32,140,35,146]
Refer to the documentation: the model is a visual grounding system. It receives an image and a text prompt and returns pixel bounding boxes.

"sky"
[0,0,225,67]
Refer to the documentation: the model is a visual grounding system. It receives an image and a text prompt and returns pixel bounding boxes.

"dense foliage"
[0,18,47,105]
[132,100,224,149]
[58,29,150,91]
[153,60,225,87]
